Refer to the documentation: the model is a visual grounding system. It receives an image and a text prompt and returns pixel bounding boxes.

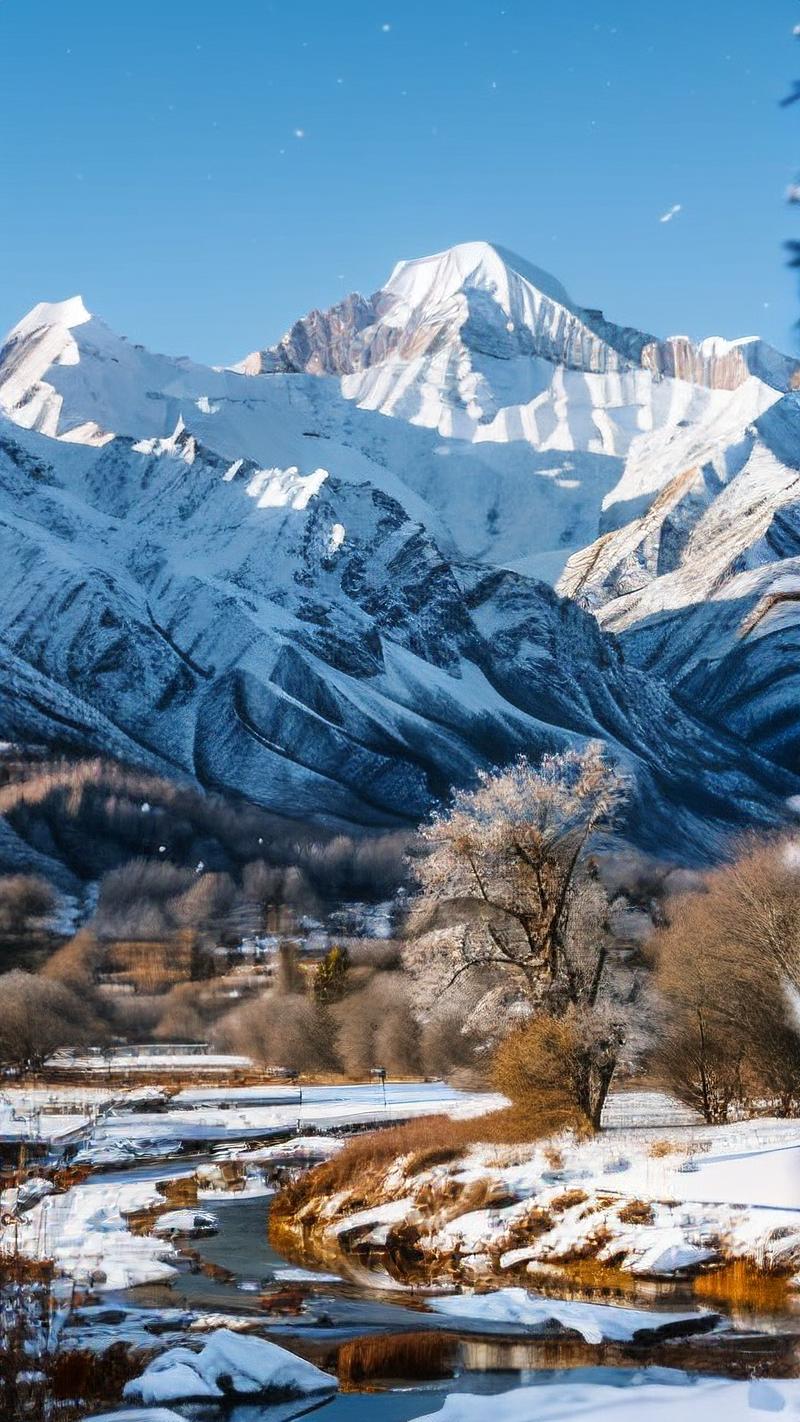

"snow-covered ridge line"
[0,241,799,844]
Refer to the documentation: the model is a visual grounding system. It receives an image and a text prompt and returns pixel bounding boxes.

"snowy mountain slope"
[559,393,800,772]
[243,241,790,455]
[1,245,789,590]
[0,408,793,853]
[246,241,795,390]
[1,241,799,850]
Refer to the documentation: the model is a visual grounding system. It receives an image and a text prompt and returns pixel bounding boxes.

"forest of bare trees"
[1,744,800,1138]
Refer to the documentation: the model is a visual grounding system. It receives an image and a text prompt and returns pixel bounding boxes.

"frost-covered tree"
[407,744,627,1015]
[405,745,629,1124]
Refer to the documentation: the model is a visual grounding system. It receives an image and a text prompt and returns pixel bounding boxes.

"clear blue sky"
[0,1,797,364]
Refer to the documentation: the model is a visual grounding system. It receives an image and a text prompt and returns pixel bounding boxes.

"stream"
[114,1189,800,1418]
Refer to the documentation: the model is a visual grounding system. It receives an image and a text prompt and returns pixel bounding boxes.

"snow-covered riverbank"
[3,1083,799,1421]
[273,1107,800,1289]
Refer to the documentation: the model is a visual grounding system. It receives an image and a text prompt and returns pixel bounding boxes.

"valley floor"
[1,1081,798,1420]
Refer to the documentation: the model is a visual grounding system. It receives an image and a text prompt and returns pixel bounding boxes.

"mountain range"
[1,240,798,859]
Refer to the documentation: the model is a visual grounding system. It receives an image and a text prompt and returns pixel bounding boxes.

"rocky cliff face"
[639,335,798,392]
[1,242,798,856]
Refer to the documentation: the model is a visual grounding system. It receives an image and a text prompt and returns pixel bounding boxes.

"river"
[116,1186,800,1419]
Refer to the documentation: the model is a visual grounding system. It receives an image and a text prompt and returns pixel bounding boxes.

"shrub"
[617,1199,655,1225]
[493,1007,623,1134]
[0,875,57,934]
[333,973,420,1076]
[214,991,338,1072]
[420,1009,480,1078]
[41,930,103,992]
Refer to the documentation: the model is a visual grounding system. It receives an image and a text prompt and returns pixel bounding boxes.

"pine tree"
[313,945,350,1004]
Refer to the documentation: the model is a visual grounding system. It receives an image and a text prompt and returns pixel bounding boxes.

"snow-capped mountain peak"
[241,239,651,383]
[9,293,92,342]
[1,243,799,856]
[379,240,578,328]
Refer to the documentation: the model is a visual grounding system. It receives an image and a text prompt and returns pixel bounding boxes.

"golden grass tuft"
[617,1199,655,1226]
[648,1138,680,1158]
[406,1144,464,1175]
[157,1175,199,1207]
[549,1189,588,1212]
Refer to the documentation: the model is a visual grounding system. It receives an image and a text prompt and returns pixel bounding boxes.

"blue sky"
[0,1,797,363]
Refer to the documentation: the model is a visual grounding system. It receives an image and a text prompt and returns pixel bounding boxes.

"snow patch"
[123,1328,337,1404]
[430,1289,713,1343]
[246,465,328,510]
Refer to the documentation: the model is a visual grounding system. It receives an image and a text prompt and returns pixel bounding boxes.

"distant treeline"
[0,755,411,906]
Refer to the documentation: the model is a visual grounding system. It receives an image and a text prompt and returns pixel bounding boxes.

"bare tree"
[333,973,420,1077]
[720,840,800,996]
[215,991,337,1073]
[0,971,99,1070]
[651,841,800,1122]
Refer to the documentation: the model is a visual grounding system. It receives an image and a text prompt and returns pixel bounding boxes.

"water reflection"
[118,1191,800,1401]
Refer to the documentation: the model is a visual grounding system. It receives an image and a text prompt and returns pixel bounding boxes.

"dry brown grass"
[406,1144,465,1175]
[549,1189,588,1212]
[49,1343,146,1404]
[157,1175,199,1207]
[617,1199,655,1226]
[274,1103,570,1222]
[0,1250,148,1420]
[414,1174,518,1225]
[551,1226,613,1264]
[525,1255,658,1301]
[648,1138,680,1158]
[500,1206,554,1252]
[337,1332,458,1387]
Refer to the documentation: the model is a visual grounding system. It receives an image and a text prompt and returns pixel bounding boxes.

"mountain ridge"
[1,241,798,859]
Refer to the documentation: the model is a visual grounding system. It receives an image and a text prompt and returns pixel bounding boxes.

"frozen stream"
[104,1187,800,1419]
[7,1081,798,1417]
